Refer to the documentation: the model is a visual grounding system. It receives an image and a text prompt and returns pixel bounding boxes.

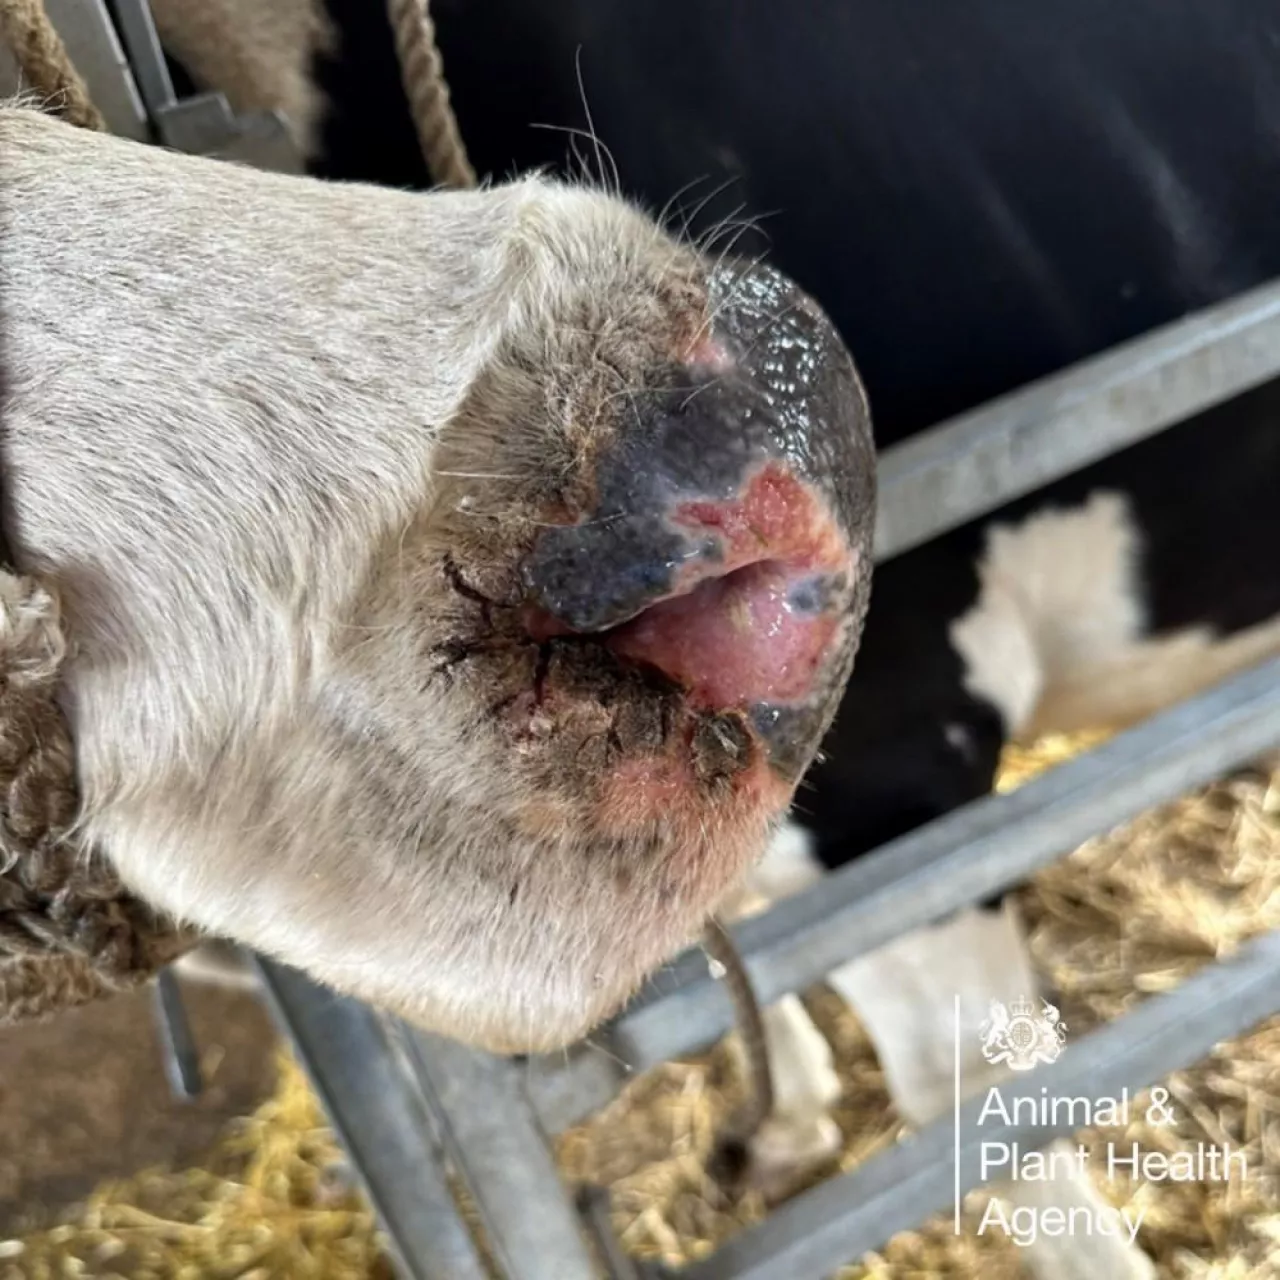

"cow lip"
[519,462,856,718]
[523,556,844,715]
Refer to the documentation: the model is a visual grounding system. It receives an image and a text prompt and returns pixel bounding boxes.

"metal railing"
[255,278,1280,1279]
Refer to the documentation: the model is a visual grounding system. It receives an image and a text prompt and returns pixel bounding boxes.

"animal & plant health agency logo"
[953,992,1249,1251]
[979,996,1067,1071]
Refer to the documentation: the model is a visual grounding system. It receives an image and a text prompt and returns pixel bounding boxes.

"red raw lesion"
[593,748,790,839]
[606,565,839,708]
[682,334,735,374]
[605,464,854,710]
[518,462,855,717]
[672,462,849,578]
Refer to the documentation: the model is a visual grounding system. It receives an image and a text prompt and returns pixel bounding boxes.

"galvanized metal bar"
[43,0,148,139]
[874,275,1280,560]
[523,1043,632,1135]
[255,958,490,1280]
[153,966,203,1099]
[683,928,1280,1280]
[109,0,177,115]
[404,1029,600,1280]
[606,654,1280,1074]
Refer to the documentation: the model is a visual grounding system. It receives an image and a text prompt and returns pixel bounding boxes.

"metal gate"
[253,278,1280,1280]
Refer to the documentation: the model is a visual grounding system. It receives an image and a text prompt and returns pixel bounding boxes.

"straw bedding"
[6,731,1279,1279]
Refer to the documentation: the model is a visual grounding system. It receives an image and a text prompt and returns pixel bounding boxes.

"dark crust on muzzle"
[429,608,760,800]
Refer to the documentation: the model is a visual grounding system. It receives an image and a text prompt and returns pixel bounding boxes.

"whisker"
[577,47,621,194]
[581,1035,634,1072]
[694,202,748,253]
[676,176,739,243]
[434,470,522,480]
[708,218,767,282]
[655,173,716,230]
[690,249,771,344]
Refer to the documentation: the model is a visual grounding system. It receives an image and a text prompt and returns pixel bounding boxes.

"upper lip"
[519,460,855,716]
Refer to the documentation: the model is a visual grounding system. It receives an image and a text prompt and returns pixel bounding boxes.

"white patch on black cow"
[950,490,1280,740]
[950,491,1143,736]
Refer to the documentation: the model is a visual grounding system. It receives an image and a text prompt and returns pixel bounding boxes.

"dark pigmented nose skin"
[521,262,877,780]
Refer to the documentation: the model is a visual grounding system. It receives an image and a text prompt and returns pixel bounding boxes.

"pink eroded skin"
[606,565,838,706]
[683,334,735,374]
[594,749,792,838]
[605,463,850,709]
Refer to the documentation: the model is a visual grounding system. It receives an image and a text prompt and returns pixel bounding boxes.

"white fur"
[825,898,1038,1128]
[723,830,843,1193]
[950,491,1142,736]
[1004,1144,1157,1280]
[951,489,1280,739]
[0,105,768,1053]
[1027,610,1280,738]
[730,994,842,1196]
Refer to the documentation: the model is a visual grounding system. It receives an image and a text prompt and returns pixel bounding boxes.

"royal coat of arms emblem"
[980,996,1067,1071]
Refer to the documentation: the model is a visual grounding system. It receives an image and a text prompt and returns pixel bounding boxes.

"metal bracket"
[151,91,302,173]
[110,0,302,172]
[37,0,302,172]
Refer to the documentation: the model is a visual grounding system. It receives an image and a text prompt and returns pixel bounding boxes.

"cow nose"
[520,262,875,774]
[523,262,873,630]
